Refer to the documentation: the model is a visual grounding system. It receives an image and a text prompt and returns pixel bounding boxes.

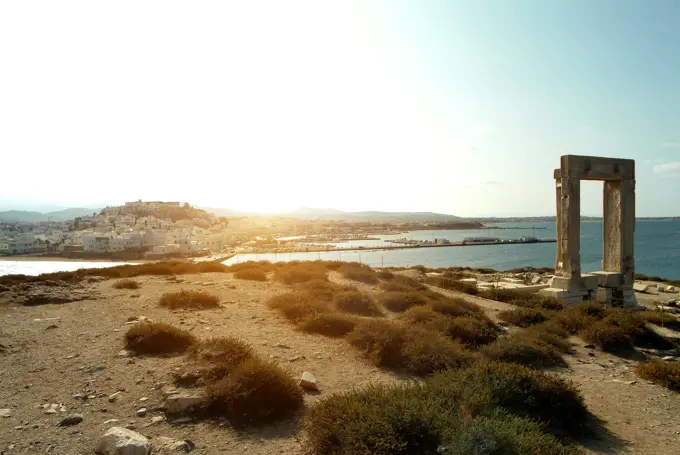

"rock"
[299,372,318,391]
[144,416,165,427]
[139,397,148,402]
[103,419,120,425]
[118,350,134,357]
[136,408,147,417]
[584,344,596,349]
[164,394,205,414]
[153,436,195,453]
[627,380,637,385]
[46,324,58,330]
[109,392,122,403]
[633,282,652,293]
[0,408,10,418]
[662,356,676,361]
[169,416,192,424]
[95,426,150,455]
[274,343,290,349]
[58,413,83,427]
[44,403,59,414]
[0,284,10,292]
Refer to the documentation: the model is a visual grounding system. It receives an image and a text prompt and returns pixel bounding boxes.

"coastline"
[0,255,149,263]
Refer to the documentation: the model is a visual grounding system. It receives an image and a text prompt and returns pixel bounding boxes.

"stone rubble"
[95,426,150,455]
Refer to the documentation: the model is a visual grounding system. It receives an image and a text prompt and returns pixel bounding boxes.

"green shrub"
[206,358,304,426]
[347,320,474,376]
[233,268,267,281]
[429,361,590,438]
[113,279,141,290]
[498,307,551,328]
[338,263,379,284]
[442,411,581,455]
[378,292,429,312]
[268,292,329,323]
[305,384,449,455]
[158,290,220,310]
[125,322,196,355]
[334,291,383,317]
[438,316,501,348]
[636,360,680,392]
[299,312,359,337]
[481,337,566,368]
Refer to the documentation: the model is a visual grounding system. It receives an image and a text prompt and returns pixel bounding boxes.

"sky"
[1,0,680,217]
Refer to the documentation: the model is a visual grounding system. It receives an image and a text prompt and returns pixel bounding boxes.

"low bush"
[481,337,566,368]
[378,292,428,312]
[520,323,572,353]
[233,268,267,281]
[429,295,484,317]
[206,358,304,426]
[639,310,680,331]
[338,262,379,284]
[379,274,427,292]
[295,279,343,301]
[125,322,196,355]
[225,261,274,273]
[401,305,443,325]
[498,307,551,328]
[347,320,474,376]
[551,307,599,334]
[443,411,582,455]
[299,312,359,337]
[581,310,674,351]
[177,337,256,385]
[113,279,140,289]
[159,290,220,310]
[273,264,328,284]
[636,360,680,392]
[305,384,450,455]
[376,270,394,280]
[438,316,501,348]
[334,291,383,317]
[429,361,590,438]
[268,292,329,323]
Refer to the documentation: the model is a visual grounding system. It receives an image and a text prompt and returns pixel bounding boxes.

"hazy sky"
[2,1,679,216]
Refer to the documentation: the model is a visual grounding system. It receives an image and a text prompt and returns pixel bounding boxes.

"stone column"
[555,176,581,279]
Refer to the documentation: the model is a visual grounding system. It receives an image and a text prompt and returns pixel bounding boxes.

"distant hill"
[0,207,101,222]
[201,206,463,222]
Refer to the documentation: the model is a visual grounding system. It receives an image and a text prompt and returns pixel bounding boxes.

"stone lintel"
[591,271,623,288]
[557,155,635,181]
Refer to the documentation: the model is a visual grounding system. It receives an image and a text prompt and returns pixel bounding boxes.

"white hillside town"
[0,201,244,259]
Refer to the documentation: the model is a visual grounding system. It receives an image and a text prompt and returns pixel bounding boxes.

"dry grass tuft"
[338,262,379,284]
[379,274,427,292]
[378,291,429,312]
[268,292,329,323]
[437,315,501,348]
[159,290,220,310]
[273,262,328,284]
[125,322,196,355]
[428,295,484,317]
[481,337,566,368]
[233,268,267,281]
[498,307,551,328]
[206,358,304,426]
[636,360,680,392]
[298,312,359,337]
[113,279,141,289]
[334,291,383,317]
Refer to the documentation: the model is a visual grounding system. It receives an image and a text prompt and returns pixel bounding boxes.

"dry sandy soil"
[1,271,680,454]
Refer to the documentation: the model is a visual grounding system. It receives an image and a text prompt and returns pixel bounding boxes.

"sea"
[1,221,679,279]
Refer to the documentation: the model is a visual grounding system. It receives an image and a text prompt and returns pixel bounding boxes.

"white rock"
[0,408,10,418]
[109,392,122,403]
[95,426,150,455]
[164,394,205,414]
[103,419,120,425]
[299,372,318,391]
[152,436,195,453]
[118,350,134,357]
[144,416,165,427]
[136,408,147,417]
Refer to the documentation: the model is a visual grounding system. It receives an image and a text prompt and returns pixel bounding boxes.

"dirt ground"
[1,272,680,454]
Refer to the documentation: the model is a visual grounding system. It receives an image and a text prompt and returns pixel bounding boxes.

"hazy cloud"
[659,142,680,148]
[471,123,491,136]
[653,162,680,173]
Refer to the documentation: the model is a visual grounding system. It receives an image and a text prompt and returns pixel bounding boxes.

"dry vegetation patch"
[124,322,196,355]
[206,358,304,426]
[338,262,379,284]
[159,289,220,310]
[112,279,141,290]
[333,291,383,317]
[481,337,567,368]
[377,291,428,312]
[233,268,267,281]
[498,307,552,328]
[298,312,359,337]
[636,360,680,392]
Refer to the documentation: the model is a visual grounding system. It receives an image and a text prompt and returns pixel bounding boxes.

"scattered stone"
[85,365,107,374]
[145,416,165,427]
[153,436,195,453]
[588,352,595,357]
[165,394,205,414]
[45,324,58,330]
[170,416,193,424]
[585,344,596,349]
[633,282,652,293]
[139,397,148,402]
[627,380,637,385]
[118,350,134,358]
[44,403,59,414]
[58,413,83,427]
[136,408,147,417]
[0,408,10,418]
[274,343,290,349]
[299,372,318,391]
[103,419,120,425]
[73,394,86,400]
[663,356,676,361]
[109,392,122,403]
[161,388,179,398]
[288,355,304,362]
[95,426,150,455]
